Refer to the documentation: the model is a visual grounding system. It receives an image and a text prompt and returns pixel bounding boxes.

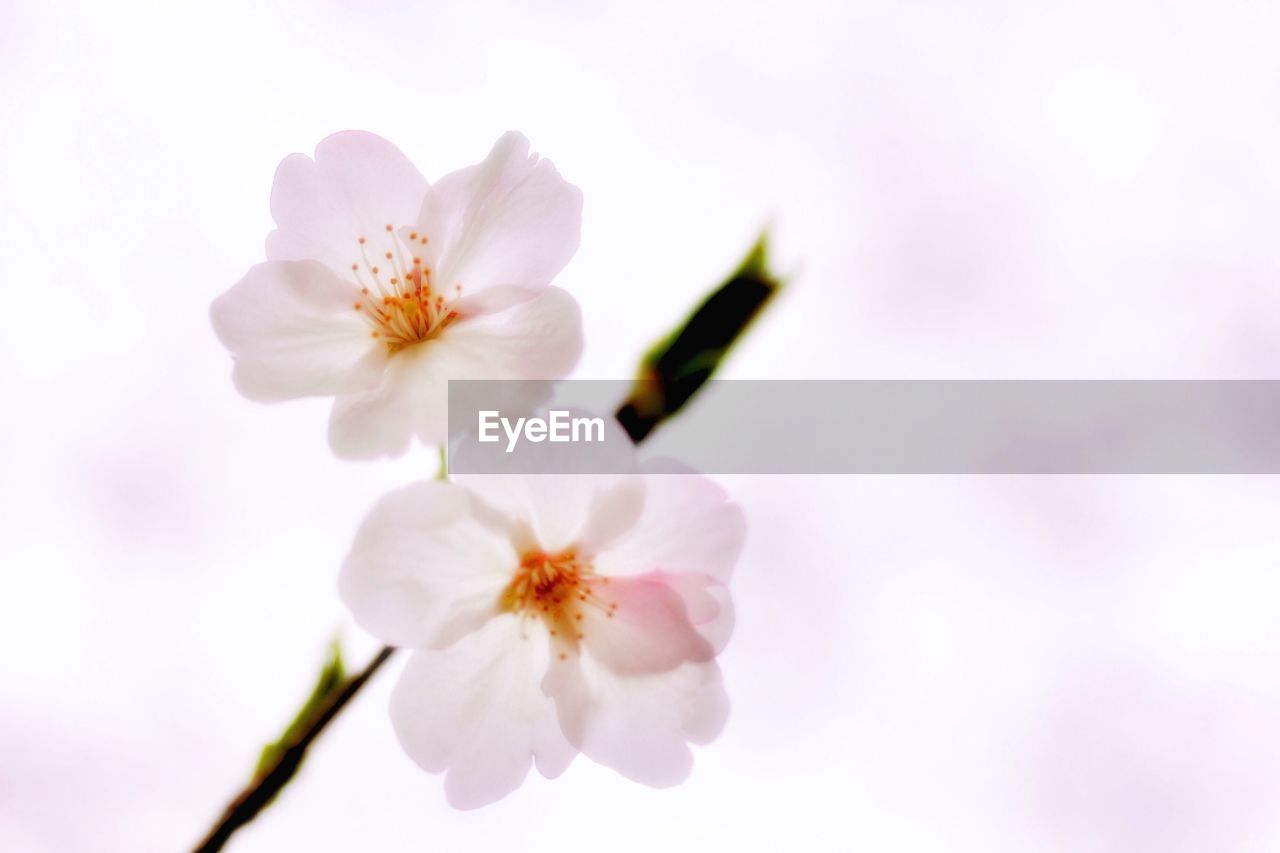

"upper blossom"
[211,131,584,459]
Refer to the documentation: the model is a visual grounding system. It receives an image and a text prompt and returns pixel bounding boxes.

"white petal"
[451,414,643,552]
[327,336,480,458]
[453,473,640,556]
[594,460,746,583]
[266,131,429,277]
[544,654,729,788]
[210,260,385,402]
[339,481,514,648]
[440,286,583,379]
[391,616,576,809]
[573,472,647,556]
[416,132,582,304]
[328,348,439,459]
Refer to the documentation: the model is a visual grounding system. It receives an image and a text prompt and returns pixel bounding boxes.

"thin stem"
[192,645,396,852]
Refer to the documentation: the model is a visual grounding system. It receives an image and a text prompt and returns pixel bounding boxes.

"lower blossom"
[339,435,744,807]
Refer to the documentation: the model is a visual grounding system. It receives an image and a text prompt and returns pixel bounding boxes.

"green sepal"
[616,232,782,443]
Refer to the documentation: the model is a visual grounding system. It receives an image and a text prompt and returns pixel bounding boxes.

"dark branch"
[192,645,396,852]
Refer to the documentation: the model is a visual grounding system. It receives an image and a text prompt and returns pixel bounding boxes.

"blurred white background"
[3,0,1280,850]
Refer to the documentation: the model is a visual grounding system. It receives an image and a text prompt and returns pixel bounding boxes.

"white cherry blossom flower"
[339,435,744,807]
[210,131,583,459]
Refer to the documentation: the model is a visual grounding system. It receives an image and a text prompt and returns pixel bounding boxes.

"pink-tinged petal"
[266,131,429,276]
[439,286,583,379]
[594,460,746,583]
[210,260,385,402]
[416,132,582,302]
[339,481,514,648]
[658,572,735,654]
[391,616,576,809]
[581,574,714,675]
[544,655,729,788]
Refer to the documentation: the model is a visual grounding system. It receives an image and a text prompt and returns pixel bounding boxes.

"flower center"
[500,548,617,655]
[350,224,462,354]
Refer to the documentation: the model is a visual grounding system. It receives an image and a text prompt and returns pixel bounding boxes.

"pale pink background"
[3,1,1280,851]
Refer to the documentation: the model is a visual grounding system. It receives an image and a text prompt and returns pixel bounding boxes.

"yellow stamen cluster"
[501,548,618,658]
[350,225,461,354]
